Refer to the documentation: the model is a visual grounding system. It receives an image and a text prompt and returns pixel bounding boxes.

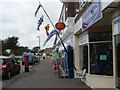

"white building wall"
[73,35,80,77]
[112,6,120,88]
[101,0,114,11]
[61,17,74,41]
[74,17,82,34]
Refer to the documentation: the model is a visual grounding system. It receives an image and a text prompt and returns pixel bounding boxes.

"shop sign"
[113,16,120,35]
[82,0,102,31]
[100,55,107,60]
[55,22,66,31]
[79,34,88,45]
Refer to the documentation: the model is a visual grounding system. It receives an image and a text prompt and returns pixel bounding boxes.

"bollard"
[24,55,29,72]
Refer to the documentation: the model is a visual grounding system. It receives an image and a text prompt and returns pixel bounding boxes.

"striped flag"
[35,3,42,17]
[43,30,56,46]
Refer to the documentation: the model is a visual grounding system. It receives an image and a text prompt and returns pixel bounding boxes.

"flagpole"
[40,2,55,29]
[39,2,68,54]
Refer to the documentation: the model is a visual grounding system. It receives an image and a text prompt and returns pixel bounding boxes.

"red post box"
[24,55,29,72]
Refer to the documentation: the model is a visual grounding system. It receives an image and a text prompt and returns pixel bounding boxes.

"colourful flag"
[43,30,56,46]
[51,53,58,60]
[45,31,49,36]
[37,15,44,31]
[35,3,42,17]
[44,24,50,36]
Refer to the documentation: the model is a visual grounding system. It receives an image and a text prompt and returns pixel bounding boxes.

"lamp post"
[37,36,40,62]
[37,36,40,50]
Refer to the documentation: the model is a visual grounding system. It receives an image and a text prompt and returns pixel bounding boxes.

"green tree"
[2,36,31,56]
[5,36,19,50]
[2,36,19,55]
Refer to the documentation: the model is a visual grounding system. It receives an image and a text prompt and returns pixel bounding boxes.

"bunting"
[43,30,56,46]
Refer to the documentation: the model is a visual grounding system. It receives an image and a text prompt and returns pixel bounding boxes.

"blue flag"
[43,30,56,46]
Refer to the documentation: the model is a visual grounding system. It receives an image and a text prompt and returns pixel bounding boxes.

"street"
[2,58,91,89]
[2,61,33,88]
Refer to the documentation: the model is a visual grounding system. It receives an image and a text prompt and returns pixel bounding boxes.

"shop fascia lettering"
[79,34,88,45]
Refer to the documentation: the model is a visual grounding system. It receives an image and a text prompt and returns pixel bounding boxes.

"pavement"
[2,58,92,89]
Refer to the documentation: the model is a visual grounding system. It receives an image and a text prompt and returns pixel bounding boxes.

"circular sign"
[55,22,66,30]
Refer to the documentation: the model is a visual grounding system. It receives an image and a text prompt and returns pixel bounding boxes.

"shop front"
[114,34,120,88]
[78,27,114,88]
[112,8,120,88]
[74,0,118,88]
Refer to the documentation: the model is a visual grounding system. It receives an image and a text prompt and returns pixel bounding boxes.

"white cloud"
[0,0,63,49]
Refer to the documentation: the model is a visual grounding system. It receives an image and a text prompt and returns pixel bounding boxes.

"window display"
[90,43,113,76]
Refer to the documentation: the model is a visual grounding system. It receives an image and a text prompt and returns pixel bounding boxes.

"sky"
[0,0,63,50]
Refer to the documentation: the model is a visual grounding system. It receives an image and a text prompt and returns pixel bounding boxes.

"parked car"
[0,56,21,79]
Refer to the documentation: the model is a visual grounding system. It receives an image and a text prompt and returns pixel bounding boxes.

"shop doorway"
[115,35,120,88]
[80,45,88,73]
[83,45,88,73]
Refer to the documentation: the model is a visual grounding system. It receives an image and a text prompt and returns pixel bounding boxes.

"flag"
[43,30,56,46]
[37,15,44,31]
[35,3,42,17]
[45,31,49,36]
[44,24,50,36]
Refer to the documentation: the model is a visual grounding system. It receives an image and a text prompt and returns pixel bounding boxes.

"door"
[83,45,88,73]
[115,35,120,88]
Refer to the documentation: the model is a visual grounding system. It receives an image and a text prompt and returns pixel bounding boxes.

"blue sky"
[0,0,63,49]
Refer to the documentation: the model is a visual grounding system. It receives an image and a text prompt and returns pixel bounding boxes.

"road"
[2,61,33,88]
[2,59,91,89]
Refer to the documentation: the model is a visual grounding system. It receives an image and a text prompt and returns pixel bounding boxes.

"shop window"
[89,32,112,42]
[90,43,113,76]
